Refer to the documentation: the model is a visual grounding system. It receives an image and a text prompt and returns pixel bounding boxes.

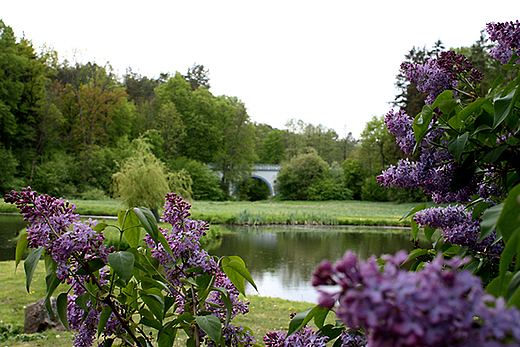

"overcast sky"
[3,1,520,138]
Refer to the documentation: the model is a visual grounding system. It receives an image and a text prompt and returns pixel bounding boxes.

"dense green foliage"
[0,19,495,203]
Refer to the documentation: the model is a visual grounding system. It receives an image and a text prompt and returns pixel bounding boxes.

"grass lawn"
[0,261,328,347]
[1,198,426,226]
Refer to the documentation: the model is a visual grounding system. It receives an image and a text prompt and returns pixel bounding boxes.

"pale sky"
[2,1,520,138]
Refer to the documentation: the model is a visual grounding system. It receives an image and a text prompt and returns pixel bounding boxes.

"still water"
[0,215,420,303]
[206,225,420,303]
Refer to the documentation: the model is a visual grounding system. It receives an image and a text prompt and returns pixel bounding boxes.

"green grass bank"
[0,198,423,226]
[0,261,326,347]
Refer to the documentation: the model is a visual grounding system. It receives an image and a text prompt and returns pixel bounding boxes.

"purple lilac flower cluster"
[264,325,329,347]
[384,109,415,154]
[313,251,520,347]
[4,187,112,282]
[401,50,482,104]
[205,324,256,347]
[144,193,253,343]
[5,187,116,347]
[339,329,367,347]
[144,193,219,289]
[486,21,520,64]
[377,143,479,205]
[413,205,503,254]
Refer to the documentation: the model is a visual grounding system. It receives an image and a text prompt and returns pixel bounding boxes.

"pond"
[206,225,422,303]
[0,215,422,303]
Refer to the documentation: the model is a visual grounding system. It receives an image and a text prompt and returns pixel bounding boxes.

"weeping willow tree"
[112,139,192,219]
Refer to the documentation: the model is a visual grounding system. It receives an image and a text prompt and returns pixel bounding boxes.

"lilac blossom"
[401,50,482,104]
[486,21,520,64]
[384,109,416,154]
[145,193,252,340]
[4,187,112,282]
[313,251,520,347]
[264,325,328,347]
[205,324,256,347]
[339,329,367,347]
[414,205,503,254]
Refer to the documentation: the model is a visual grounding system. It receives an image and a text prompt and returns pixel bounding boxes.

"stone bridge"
[211,164,281,196]
[250,164,281,196]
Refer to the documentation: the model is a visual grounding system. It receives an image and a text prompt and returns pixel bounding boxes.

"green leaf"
[24,246,44,293]
[424,226,436,243]
[108,251,135,284]
[15,230,28,270]
[432,90,454,109]
[405,249,429,264]
[56,292,70,330]
[158,231,175,260]
[506,271,520,305]
[287,308,312,336]
[158,326,177,347]
[287,305,330,336]
[497,184,520,243]
[120,210,142,248]
[76,258,107,276]
[44,271,61,319]
[93,222,108,233]
[212,287,232,327]
[493,88,516,130]
[318,324,344,341]
[133,207,159,246]
[411,219,419,241]
[438,99,459,116]
[447,133,468,162]
[195,314,221,345]
[488,74,505,97]
[75,292,90,312]
[140,317,162,330]
[413,104,434,148]
[482,144,508,163]
[97,306,113,337]
[221,256,257,296]
[472,201,491,219]
[479,203,504,242]
[140,291,165,322]
[399,203,426,222]
[486,273,513,298]
[499,229,520,292]
[457,98,487,121]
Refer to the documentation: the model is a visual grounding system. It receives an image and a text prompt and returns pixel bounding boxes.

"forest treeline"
[0,20,504,203]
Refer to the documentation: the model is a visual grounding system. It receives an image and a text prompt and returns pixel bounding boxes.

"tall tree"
[393,41,445,117]
[357,116,401,175]
[215,96,256,194]
[183,63,210,91]
[259,129,286,164]
[0,20,55,181]
[57,61,132,178]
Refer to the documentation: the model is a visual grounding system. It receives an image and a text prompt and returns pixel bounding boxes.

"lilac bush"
[313,251,520,347]
[278,20,520,347]
[7,187,257,347]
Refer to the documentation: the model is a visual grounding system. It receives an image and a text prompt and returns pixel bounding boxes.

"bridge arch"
[250,164,280,196]
[210,164,281,197]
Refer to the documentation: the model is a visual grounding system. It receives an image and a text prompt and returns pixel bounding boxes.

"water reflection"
[207,225,422,303]
[0,215,27,261]
[0,215,423,303]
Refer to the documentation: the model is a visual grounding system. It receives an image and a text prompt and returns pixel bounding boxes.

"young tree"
[276,149,329,200]
[112,139,170,218]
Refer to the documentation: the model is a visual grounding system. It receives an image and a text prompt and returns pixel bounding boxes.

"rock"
[24,297,66,333]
